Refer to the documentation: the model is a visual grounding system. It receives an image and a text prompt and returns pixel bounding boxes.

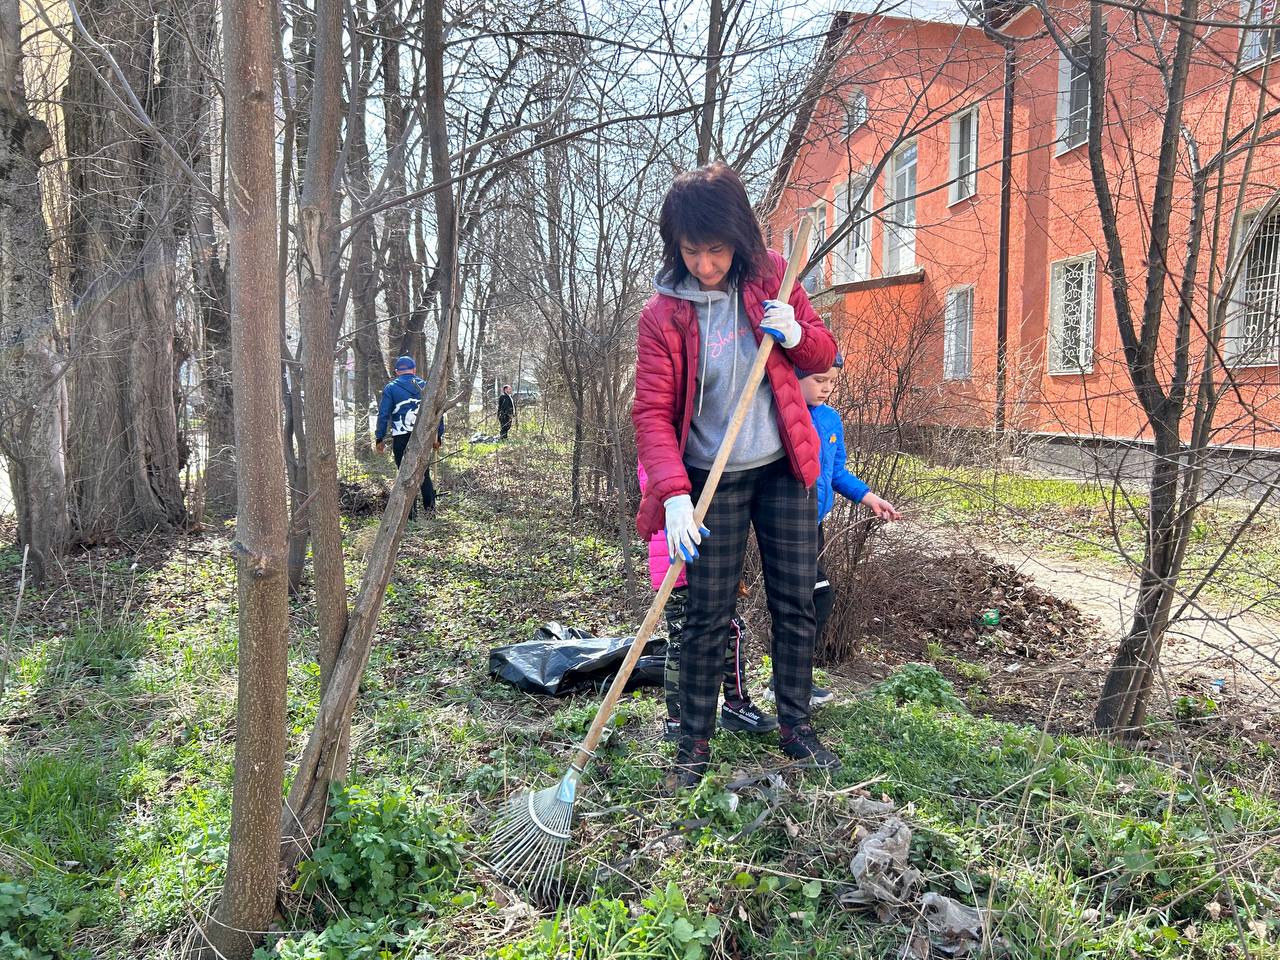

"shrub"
[296,781,460,921]
[872,663,967,712]
[494,882,720,960]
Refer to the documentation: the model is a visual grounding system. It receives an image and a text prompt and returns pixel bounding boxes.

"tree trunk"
[63,0,198,540]
[196,3,287,957]
[378,2,414,363]
[283,361,309,594]
[282,0,459,853]
[192,139,234,514]
[696,0,723,166]
[0,0,72,584]
[347,18,380,460]
[297,0,349,697]
[276,51,309,596]
[1095,421,1184,736]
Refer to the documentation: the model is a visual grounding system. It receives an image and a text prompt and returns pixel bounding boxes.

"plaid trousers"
[681,457,818,739]
[662,586,750,719]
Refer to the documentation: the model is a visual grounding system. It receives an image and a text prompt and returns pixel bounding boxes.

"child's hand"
[862,493,902,521]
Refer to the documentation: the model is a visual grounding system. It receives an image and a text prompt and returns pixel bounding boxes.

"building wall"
[767,5,1280,451]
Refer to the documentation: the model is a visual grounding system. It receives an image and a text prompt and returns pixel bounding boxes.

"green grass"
[904,456,1280,615]
[2,436,1278,958]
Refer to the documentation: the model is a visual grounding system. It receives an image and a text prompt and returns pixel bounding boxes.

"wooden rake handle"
[571,218,814,771]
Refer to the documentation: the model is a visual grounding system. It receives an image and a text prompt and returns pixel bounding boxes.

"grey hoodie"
[654,270,784,473]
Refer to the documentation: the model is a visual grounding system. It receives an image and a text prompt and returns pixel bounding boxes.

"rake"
[485,219,814,899]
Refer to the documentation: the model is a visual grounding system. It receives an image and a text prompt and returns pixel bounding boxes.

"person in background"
[497,384,516,440]
[375,356,445,519]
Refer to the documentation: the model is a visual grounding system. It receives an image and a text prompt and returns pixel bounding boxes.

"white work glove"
[761,299,801,349]
[663,494,709,563]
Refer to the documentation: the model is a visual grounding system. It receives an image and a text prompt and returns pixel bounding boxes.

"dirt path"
[982,542,1280,709]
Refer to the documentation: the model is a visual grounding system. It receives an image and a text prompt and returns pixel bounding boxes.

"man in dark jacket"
[375,356,445,518]
[497,384,515,440]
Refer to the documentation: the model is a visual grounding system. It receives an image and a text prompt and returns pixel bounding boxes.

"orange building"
[765,3,1280,454]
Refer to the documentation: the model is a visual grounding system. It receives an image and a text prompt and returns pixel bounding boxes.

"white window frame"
[834,177,871,284]
[1048,253,1097,374]
[1226,209,1280,366]
[1056,34,1091,154]
[802,203,827,293]
[1242,0,1277,64]
[884,141,918,275]
[949,106,979,205]
[943,285,975,380]
[843,89,869,137]
[783,226,794,262]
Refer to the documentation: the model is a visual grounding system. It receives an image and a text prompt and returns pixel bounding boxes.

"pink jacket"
[638,463,686,591]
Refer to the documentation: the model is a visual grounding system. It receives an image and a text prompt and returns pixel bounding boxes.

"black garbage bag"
[489,621,667,696]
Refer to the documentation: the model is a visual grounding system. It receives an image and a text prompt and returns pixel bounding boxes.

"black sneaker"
[671,737,710,789]
[663,717,681,742]
[778,723,842,771]
[720,699,779,734]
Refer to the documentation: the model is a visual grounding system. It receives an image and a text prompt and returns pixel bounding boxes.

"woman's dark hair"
[658,162,769,288]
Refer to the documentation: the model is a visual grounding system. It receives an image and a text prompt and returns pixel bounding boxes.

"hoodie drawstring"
[698,291,711,416]
[729,291,739,403]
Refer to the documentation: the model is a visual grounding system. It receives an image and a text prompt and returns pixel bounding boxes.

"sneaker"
[778,723,842,772]
[720,699,779,734]
[671,737,710,789]
[810,684,835,708]
[765,678,835,710]
[663,717,681,742]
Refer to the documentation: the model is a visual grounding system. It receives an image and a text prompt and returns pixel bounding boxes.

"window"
[1243,0,1277,63]
[1056,35,1091,152]
[1227,211,1280,364]
[943,286,974,380]
[834,178,871,283]
[843,89,868,136]
[802,204,827,293]
[783,226,794,262]
[884,142,917,275]
[1048,254,1096,373]
[949,107,979,203]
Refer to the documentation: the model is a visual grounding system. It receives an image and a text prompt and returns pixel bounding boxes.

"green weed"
[871,663,968,712]
[296,780,461,920]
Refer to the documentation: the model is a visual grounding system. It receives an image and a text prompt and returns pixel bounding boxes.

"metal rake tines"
[487,781,575,901]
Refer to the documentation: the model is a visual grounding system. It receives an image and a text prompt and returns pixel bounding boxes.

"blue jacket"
[810,403,868,524]
[376,374,446,442]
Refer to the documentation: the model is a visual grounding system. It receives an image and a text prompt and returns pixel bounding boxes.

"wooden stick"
[571,218,814,770]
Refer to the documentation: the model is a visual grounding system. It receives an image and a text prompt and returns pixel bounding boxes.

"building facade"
[765,3,1280,452]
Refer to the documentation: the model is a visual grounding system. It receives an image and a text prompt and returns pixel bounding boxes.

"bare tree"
[297,0,350,701]
[0,0,71,584]
[61,0,210,539]
[1049,0,1280,734]
[196,3,287,957]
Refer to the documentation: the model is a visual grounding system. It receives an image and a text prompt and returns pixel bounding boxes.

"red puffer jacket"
[632,250,837,538]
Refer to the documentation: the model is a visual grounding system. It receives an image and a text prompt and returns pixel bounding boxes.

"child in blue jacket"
[798,354,901,655]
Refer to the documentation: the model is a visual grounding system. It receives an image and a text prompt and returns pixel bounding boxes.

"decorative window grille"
[1227,211,1280,365]
[1048,254,1096,373]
